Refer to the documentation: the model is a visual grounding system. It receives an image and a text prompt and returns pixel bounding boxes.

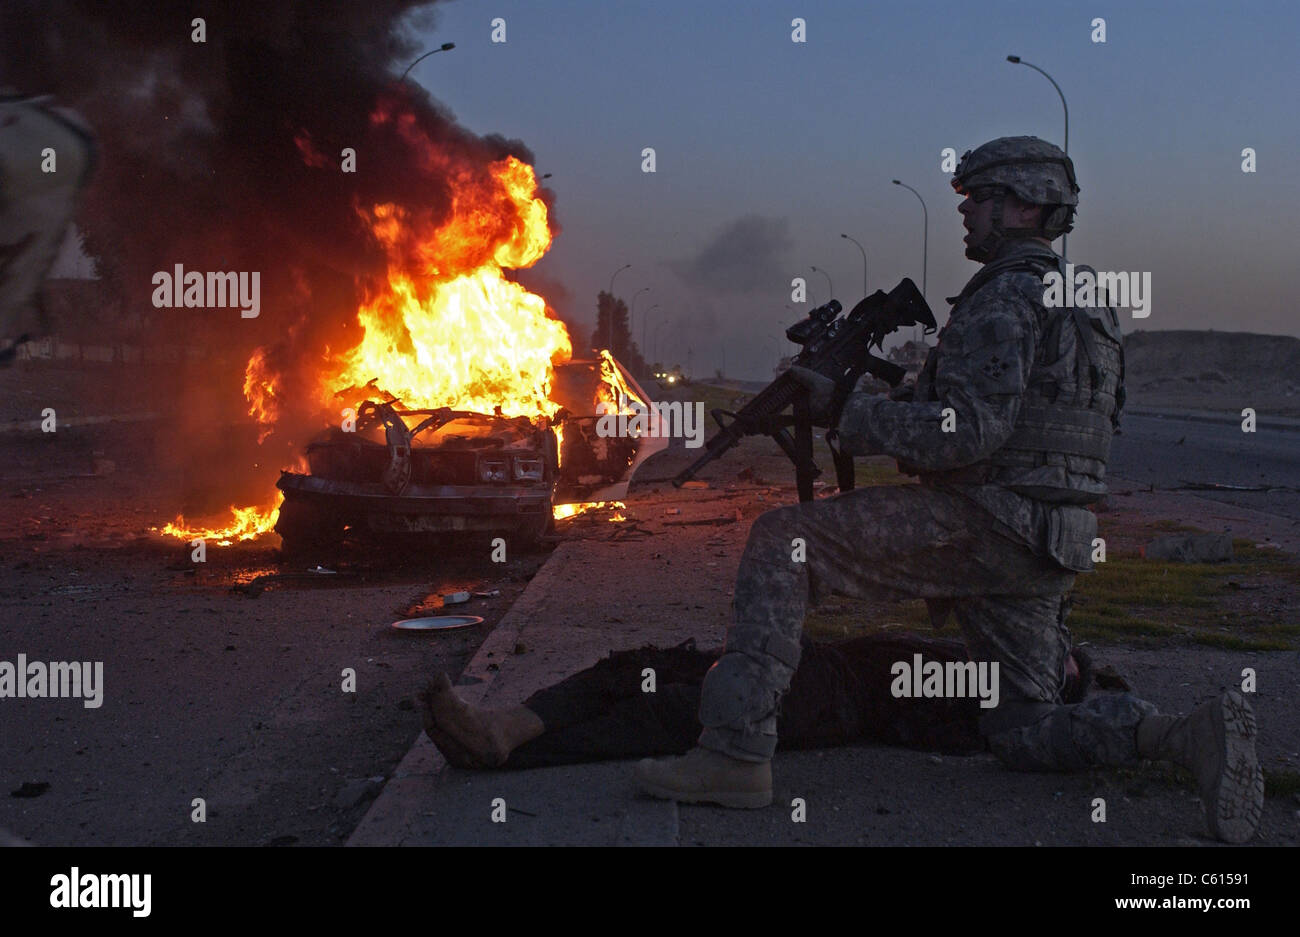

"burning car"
[157,146,666,553]
[272,354,657,555]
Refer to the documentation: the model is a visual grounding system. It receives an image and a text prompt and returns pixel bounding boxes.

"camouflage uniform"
[0,90,95,349]
[698,139,1158,769]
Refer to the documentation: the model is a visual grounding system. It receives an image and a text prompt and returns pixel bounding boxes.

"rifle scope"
[785,299,841,345]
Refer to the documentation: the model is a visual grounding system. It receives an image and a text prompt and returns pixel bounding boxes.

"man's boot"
[635,746,772,808]
[1136,690,1263,843]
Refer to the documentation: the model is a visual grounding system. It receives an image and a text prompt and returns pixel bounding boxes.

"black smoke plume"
[2,1,551,509]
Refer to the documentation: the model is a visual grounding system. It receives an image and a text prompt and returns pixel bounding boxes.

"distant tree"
[590,290,649,377]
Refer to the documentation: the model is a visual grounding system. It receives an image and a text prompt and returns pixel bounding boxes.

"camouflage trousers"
[697,483,1157,765]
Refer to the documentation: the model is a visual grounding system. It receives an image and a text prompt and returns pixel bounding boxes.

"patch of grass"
[1149,519,1203,533]
[1254,623,1300,636]
[1072,614,1185,641]
[1190,633,1292,652]
[1070,539,1300,649]
[801,536,1300,651]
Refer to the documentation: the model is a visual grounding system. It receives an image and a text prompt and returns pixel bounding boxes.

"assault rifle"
[672,277,935,502]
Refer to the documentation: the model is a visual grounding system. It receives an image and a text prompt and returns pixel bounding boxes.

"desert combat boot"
[1136,690,1264,843]
[635,746,773,808]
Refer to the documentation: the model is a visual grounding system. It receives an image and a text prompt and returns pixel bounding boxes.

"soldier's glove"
[788,365,837,426]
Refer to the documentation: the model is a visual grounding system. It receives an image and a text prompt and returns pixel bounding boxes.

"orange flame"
[244,136,570,432]
[175,104,585,543]
[312,152,570,421]
[243,347,281,442]
[553,500,626,521]
[595,349,642,414]
[156,492,284,546]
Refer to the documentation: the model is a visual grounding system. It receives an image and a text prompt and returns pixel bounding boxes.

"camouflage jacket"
[836,240,1122,572]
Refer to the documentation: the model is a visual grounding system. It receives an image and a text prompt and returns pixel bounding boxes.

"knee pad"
[699,653,780,730]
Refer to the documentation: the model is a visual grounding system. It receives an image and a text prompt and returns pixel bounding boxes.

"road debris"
[10,781,49,798]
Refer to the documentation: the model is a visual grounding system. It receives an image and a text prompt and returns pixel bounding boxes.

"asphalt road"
[0,421,548,846]
[1111,411,1300,520]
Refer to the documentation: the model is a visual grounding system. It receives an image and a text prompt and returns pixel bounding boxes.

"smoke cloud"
[2,0,553,508]
[670,214,792,295]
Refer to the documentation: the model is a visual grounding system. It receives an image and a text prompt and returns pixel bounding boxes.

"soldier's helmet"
[952,136,1078,205]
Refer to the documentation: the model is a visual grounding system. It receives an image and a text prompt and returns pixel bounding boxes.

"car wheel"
[511,504,555,551]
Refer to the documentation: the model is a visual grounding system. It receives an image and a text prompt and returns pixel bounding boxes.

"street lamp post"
[400,43,456,82]
[890,180,928,305]
[608,264,632,296]
[810,265,833,302]
[628,287,650,360]
[1007,54,1069,259]
[839,234,867,296]
[640,303,659,359]
[606,264,632,351]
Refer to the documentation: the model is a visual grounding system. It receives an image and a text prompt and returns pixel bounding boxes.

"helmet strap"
[966,190,1010,261]
[968,190,1056,262]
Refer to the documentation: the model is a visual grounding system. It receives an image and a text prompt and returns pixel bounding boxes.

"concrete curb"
[0,411,161,435]
[347,540,682,846]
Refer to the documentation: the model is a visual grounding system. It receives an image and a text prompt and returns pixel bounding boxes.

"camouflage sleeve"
[836,277,1039,469]
[887,380,915,402]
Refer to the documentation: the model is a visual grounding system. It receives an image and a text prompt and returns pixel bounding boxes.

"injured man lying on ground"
[417,633,1124,770]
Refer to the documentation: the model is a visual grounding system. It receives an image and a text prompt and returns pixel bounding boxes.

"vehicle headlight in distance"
[513,457,543,482]
[479,459,508,483]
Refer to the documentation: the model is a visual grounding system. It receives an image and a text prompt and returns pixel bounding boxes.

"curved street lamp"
[400,43,456,83]
[1007,54,1070,258]
[608,263,632,296]
[629,287,651,359]
[890,180,928,305]
[839,234,867,296]
[640,303,659,359]
[606,264,632,350]
[810,265,833,302]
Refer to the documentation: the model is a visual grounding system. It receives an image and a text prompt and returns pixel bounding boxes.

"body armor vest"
[917,244,1125,505]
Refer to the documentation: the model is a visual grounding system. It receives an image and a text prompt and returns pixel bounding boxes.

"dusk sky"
[408,0,1298,379]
